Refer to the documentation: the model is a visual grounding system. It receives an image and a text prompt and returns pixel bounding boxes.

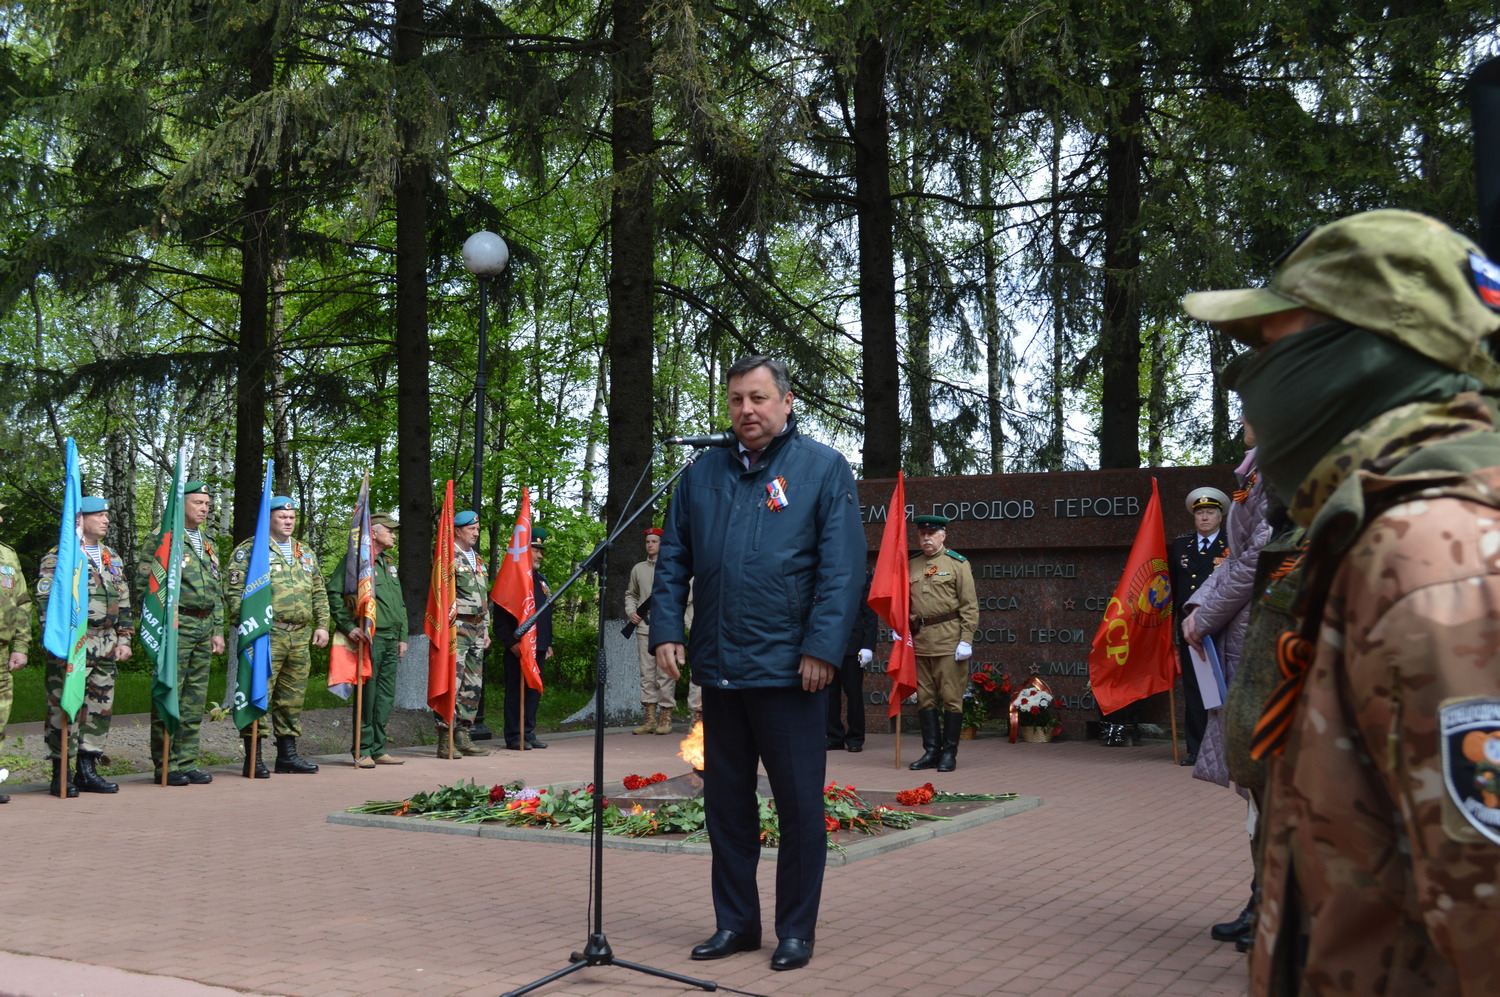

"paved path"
[1,728,1250,996]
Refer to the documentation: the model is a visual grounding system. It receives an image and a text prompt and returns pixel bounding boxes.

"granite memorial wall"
[855,465,1236,741]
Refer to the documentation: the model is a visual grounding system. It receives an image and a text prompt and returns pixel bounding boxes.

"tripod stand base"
[499,933,716,996]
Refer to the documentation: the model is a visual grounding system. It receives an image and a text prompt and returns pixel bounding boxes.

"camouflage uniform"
[1251,398,1500,996]
[449,545,489,725]
[140,530,224,775]
[225,535,330,738]
[38,544,133,762]
[0,541,32,743]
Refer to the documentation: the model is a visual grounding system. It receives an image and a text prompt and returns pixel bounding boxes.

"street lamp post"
[461,230,509,739]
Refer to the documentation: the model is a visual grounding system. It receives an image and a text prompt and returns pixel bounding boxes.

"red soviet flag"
[1088,477,1176,715]
[489,487,542,693]
[867,473,916,718]
[425,480,457,723]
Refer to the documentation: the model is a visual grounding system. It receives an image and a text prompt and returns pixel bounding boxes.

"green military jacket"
[225,536,331,630]
[0,541,33,656]
[37,543,134,635]
[326,550,407,641]
[453,545,489,624]
[137,529,224,631]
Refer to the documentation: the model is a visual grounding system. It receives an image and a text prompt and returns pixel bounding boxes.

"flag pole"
[894,695,903,769]
[246,718,258,778]
[1170,686,1181,765]
[58,717,70,799]
[160,732,170,786]
[353,643,365,765]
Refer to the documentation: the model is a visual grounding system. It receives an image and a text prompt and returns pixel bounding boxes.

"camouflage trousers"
[238,625,312,739]
[0,663,11,742]
[434,623,486,726]
[151,614,215,773]
[44,629,121,761]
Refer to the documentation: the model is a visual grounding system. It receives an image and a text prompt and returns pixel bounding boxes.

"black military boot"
[51,757,79,798]
[275,734,319,774]
[937,712,963,772]
[242,736,270,779]
[75,751,119,794]
[908,709,942,770]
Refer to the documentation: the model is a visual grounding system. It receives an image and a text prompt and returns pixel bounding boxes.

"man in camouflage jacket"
[1185,209,1500,995]
[140,482,225,786]
[0,501,32,804]
[224,495,330,777]
[38,495,133,796]
[434,509,489,757]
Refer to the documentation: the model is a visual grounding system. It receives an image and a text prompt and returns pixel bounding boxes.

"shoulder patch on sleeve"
[1439,698,1500,845]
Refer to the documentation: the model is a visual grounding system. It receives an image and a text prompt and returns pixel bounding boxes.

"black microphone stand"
[500,445,717,997]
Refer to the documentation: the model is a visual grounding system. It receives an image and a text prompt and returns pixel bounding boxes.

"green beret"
[184,481,212,496]
[914,515,948,528]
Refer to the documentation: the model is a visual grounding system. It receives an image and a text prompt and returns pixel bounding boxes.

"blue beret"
[454,510,478,527]
[269,496,295,511]
[79,496,109,514]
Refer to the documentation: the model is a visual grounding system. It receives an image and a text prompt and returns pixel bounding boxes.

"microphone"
[663,430,738,448]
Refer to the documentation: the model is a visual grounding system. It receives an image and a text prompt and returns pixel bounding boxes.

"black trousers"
[503,651,543,744]
[1178,644,1207,756]
[702,684,828,941]
[825,655,865,748]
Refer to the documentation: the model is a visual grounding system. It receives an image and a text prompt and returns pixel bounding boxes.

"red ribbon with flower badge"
[1008,676,1056,743]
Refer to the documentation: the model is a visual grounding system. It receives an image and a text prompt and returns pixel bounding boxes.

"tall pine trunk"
[855,34,900,478]
[1097,52,1144,470]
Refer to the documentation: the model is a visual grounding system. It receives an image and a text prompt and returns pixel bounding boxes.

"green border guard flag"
[140,449,187,737]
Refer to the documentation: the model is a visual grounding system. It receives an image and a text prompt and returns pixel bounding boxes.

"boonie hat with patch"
[1183,209,1500,382]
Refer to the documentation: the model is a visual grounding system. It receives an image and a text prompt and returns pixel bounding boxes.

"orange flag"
[1088,478,1176,715]
[867,473,916,718]
[425,480,457,723]
[489,487,543,693]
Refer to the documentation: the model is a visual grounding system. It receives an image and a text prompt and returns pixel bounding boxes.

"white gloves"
[955,641,972,661]
[858,648,873,665]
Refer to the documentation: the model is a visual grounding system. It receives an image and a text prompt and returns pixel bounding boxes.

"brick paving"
[1,724,1250,997]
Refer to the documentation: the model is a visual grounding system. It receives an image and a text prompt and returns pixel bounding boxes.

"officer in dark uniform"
[1169,487,1229,765]
[826,570,877,752]
[495,525,553,749]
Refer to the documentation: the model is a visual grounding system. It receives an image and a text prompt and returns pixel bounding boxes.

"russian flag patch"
[1471,251,1500,310]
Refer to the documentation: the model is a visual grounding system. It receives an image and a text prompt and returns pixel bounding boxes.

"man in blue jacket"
[652,355,863,973]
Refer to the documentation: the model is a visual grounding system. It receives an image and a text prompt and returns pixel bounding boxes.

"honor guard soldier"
[626,527,697,734]
[225,495,330,777]
[907,514,979,773]
[0,500,33,804]
[142,481,226,786]
[437,509,491,757]
[1169,487,1229,765]
[38,495,133,796]
[327,510,408,766]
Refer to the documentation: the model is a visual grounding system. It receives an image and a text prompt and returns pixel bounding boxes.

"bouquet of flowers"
[962,664,1011,727]
[1012,684,1058,729]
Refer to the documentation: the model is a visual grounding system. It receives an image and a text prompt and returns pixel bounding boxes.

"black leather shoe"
[1180,753,1197,766]
[846,744,863,752]
[1235,931,1253,953]
[183,768,213,785]
[525,738,548,749]
[1211,905,1255,942]
[826,740,844,751]
[163,771,189,786]
[690,929,761,961]
[0,793,9,803]
[770,937,814,971]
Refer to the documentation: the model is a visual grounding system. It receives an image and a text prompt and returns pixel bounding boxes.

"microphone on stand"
[663,430,738,448]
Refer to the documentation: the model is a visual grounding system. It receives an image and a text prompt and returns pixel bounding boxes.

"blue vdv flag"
[42,438,88,720]
[233,461,275,729]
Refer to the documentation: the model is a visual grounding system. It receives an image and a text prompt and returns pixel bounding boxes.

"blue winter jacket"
[649,415,864,689]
